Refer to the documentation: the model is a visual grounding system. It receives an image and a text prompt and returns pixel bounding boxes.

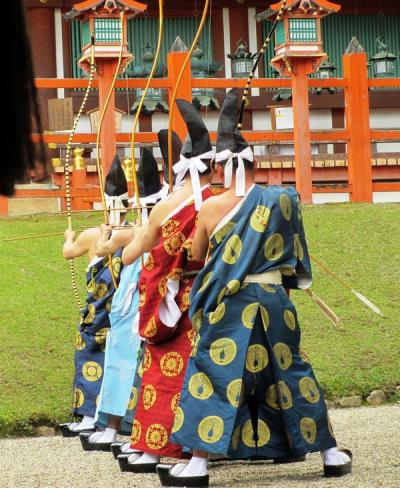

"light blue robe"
[95,257,144,434]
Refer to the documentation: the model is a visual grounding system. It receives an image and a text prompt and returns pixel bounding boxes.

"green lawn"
[0,204,399,437]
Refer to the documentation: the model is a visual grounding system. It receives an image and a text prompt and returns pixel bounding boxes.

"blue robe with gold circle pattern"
[171,185,336,459]
[72,251,122,418]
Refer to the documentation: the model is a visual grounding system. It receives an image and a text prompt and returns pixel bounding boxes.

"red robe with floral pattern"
[130,186,214,458]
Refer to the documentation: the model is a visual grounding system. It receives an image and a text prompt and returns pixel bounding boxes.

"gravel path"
[1,405,399,488]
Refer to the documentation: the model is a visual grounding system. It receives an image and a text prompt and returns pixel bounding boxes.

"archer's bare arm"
[121,204,165,265]
[191,200,214,262]
[63,227,101,260]
[95,224,135,257]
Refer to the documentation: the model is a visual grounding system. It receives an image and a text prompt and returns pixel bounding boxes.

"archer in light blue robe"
[95,257,144,434]
[72,251,122,418]
[171,184,337,460]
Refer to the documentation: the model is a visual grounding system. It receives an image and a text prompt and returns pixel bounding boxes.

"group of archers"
[60,89,352,488]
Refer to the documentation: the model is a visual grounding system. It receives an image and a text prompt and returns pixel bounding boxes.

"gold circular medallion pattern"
[281,264,294,276]
[299,377,320,404]
[162,219,180,238]
[131,419,141,444]
[72,388,84,409]
[87,279,96,293]
[210,338,237,366]
[75,331,86,350]
[137,360,144,378]
[259,283,276,293]
[83,303,96,324]
[279,193,292,221]
[226,379,243,408]
[273,343,293,370]
[95,327,108,344]
[260,305,269,331]
[231,425,241,451]
[284,309,296,331]
[106,297,112,313]
[191,333,201,357]
[227,279,241,294]
[198,416,224,444]
[164,231,186,256]
[242,419,270,448]
[160,352,184,377]
[215,221,235,244]
[264,233,284,261]
[82,361,102,382]
[189,372,214,400]
[265,384,280,410]
[180,286,191,312]
[144,254,154,270]
[209,302,226,324]
[198,272,213,293]
[277,381,293,409]
[158,277,168,297]
[92,283,108,301]
[143,317,157,339]
[143,384,157,410]
[127,387,139,410]
[139,284,146,308]
[241,303,259,329]
[294,234,304,260]
[300,417,317,444]
[222,235,243,265]
[146,424,169,450]
[172,407,184,433]
[191,308,203,332]
[171,393,180,413]
[246,344,268,373]
[250,205,271,233]
[143,348,152,372]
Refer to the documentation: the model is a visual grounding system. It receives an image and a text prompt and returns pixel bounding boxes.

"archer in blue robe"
[94,257,144,434]
[72,251,123,418]
[171,184,337,460]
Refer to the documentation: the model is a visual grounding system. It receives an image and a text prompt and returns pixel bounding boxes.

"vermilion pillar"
[291,61,314,204]
[97,59,119,175]
[167,51,192,141]
[343,52,373,203]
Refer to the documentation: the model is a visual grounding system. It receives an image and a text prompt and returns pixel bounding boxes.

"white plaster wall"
[312,193,350,204]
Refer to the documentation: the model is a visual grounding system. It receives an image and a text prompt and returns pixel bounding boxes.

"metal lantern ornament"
[191,44,222,109]
[370,37,397,78]
[65,0,147,73]
[258,0,341,77]
[227,40,257,78]
[128,44,168,115]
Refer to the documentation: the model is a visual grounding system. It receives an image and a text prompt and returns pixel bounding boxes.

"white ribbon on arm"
[173,150,214,210]
[215,146,254,197]
[105,192,129,225]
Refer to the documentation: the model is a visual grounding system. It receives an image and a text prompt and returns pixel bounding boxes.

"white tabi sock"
[172,456,208,477]
[322,447,351,466]
[89,431,104,443]
[69,415,95,431]
[121,443,139,454]
[89,428,116,443]
[128,452,160,465]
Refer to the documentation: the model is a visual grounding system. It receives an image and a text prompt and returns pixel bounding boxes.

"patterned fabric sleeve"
[282,188,312,290]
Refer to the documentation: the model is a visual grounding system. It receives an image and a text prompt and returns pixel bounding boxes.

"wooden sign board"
[88,108,124,133]
[48,98,74,131]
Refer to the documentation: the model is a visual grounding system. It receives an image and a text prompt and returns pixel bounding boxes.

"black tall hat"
[104,154,128,197]
[158,129,182,184]
[176,99,212,160]
[137,147,162,198]
[216,88,250,159]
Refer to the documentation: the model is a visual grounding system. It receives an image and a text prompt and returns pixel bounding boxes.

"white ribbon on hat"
[128,187,167,223]
[173,150,214,210]
[105,192,129,225]
[215,146,254,197]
